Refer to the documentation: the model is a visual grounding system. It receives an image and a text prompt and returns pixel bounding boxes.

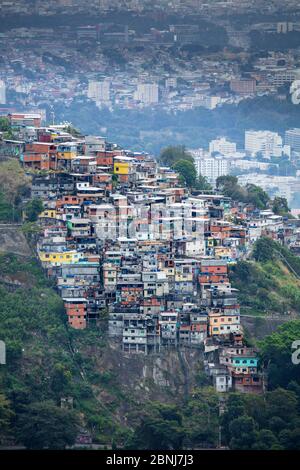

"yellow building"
[208,311,240,336]
[39,209,57,219]
[57,143,77,160]
[113,156,135,175]
[114,161,129,175]
[38,250,82,266]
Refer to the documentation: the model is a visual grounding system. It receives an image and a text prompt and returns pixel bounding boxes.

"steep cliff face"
[75,337,204,429]
[0,225,31,257]
[241,315,291,340]
[92,341,203,398]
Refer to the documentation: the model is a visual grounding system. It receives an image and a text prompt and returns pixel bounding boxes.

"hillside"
[1,249,300,450]
[230,237,300,318]
[0,251,208,448]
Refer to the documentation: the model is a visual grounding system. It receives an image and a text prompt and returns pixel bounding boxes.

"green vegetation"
[24,198,44,222]
[173,160,197,188]
[0,253,129,448]
[127,387,220,450]
[0,117,14,139]
[126,379,300,450]
[0,159,30,222]
[220,316,300,449]
[259,321,300,389]
[15,401,79,449]
[216,175,270,209]
[1,241,300,449]
[53,94,300,155]
[272,196,291,217]
[158,145,194,166]
[221,388,300,450]
[65,124,82,138]
[250,30,300,52]
[0,394,12,444]
[230,238,300,316]
[159,145,212,191]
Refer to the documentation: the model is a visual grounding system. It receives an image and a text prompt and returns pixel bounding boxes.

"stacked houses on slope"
[5,116,297,395]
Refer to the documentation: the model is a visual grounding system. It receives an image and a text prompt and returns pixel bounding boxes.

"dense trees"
[0,117,14,139]
[216,175,270,209]
[173,159,197,188]
[221,388,300,449]
[24,198,43,222]
[0,394,13,444]
[259,321,300,389]
[126,381,300,450]
[272,196,290,216]
[0,254,122,447]
[127,388,220,450]
[159,145,212,191]
[230,238,300,315]
[193,174,212,192]
[15,401,79,449]
[158,145,194,166]
[127,403,184,450]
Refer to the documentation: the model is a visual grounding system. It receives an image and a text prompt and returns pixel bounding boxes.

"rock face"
[0,225,31,257]
[93,341,204,409]
[241,315,291,340]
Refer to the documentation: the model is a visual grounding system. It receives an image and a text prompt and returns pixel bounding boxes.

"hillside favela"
[0,0,300,459]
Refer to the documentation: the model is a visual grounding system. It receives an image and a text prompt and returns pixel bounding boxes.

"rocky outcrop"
[0,224,31,257]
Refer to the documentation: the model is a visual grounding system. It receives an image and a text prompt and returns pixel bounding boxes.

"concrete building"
[194,156,229,185]
[285,128,300,153]
[134,83,159,105]
[88,80,110,104]
[245,130,283,158]
[209,137,237,156]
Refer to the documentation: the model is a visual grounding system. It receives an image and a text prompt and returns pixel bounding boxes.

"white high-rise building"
[209,137,237,156]
[88,80,110,104]
[194,156,229,185]
[245,130,283,158]
[134,83,159,105]
[0,80,6,105]
[285,128,300,153]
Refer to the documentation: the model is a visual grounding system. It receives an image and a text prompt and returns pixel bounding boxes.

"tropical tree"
[272,196,290,216]
[15,401,79,449]
[0,394,13,444]
[24,198,44,222]
[159,145,194,166]
[173,159,197,188]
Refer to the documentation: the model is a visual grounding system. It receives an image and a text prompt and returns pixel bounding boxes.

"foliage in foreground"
[230,237,300,315]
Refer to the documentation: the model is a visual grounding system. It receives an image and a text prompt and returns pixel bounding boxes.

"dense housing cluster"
[2,112,300,395]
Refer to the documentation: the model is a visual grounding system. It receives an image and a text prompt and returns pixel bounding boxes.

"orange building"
[199,259,229,286]
[23,142,58,171]
[64,299,87,329]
